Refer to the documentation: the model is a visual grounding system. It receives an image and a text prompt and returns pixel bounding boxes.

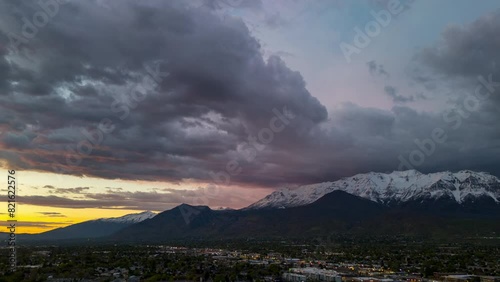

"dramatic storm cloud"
[0,0,328,187]
[0,0,499,194]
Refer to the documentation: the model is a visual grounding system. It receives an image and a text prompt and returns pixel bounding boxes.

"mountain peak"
[100,211,157,223]
[247,170,500,209]
[175,203,210,210]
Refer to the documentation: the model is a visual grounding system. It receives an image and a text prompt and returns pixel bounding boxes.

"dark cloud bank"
[21,185,252,211]
[0,0,499,190]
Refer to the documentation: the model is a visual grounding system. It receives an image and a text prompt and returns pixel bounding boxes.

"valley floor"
[0,237,498,281]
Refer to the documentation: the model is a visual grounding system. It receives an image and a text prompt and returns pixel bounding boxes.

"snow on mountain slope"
[100,211,156,223]
[215,207,235,211]
[247,170,500,209]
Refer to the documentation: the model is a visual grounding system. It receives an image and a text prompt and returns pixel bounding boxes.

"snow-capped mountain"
[19,211,157,242]
[100,211,156,223]
[214,207,235,211]
[247,170,500,209]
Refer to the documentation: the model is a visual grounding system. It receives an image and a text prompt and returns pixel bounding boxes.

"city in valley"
[0,237,498,281]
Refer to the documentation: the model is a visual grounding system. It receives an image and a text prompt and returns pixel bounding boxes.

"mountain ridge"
[15,211,156,242]
[246,170,500,210]
[110,189,500,243]
[98,210,156,223]
[11,170,500,243]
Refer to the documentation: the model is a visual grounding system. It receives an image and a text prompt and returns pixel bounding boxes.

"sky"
[0,0,500,233]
